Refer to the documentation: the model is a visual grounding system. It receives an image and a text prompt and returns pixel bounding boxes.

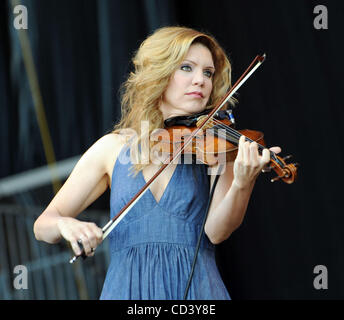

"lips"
[186,91,204,98]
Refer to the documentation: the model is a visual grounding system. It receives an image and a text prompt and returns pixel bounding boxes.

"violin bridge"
[196,115,212,129]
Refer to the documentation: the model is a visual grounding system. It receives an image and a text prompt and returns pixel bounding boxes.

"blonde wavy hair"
[112,26,237,176]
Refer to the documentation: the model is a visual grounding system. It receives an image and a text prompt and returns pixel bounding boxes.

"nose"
[192,69,205,86]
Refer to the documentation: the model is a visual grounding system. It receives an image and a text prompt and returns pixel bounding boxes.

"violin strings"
[204,118,277,161]
[198,117,278,162]
[213,120,276,159]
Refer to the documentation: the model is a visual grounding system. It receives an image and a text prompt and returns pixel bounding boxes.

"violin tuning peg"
[262,163,276,173]
[262,166,272,173]
[283,155,293,161]
[271,175,283,183]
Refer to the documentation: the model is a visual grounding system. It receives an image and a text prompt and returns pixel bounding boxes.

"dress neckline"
[140,164,179,206]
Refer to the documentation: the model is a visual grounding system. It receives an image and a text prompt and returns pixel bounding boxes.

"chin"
[180,101,204,111]
[187,105,206,115]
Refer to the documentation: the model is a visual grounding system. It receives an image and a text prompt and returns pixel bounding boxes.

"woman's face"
[159,43,215,120]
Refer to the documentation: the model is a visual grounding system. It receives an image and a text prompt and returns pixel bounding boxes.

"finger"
[236,135,245,160]
[71,238,82,256]
[88,247,95,257]
[261,148,270,166]
[243,140,250,164]
[78,234,92,256]
[83,227,98,250]
[89,223,103,244]
[249,141,259,165]
[269,146,281,154]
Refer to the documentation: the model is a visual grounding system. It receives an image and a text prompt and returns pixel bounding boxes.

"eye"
[180,64,214,78]
[181,64,192,72]
[204,70,214,78]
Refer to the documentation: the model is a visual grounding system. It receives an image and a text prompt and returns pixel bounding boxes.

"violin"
[150,107,299,184]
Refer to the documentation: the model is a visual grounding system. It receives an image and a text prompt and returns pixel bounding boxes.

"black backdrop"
[1,0,344,299]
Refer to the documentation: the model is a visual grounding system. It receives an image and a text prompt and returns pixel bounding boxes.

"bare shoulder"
[94,132,128,152]
[76,132,129,184]
[96,132,129,185]
[79,133,124,165]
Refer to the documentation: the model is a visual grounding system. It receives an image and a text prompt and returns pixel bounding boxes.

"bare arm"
[204,135,281,244]
[33,133,123,256]
[205,163,256,244]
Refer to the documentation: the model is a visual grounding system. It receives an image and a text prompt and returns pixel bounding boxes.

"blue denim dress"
[100,143,230,300]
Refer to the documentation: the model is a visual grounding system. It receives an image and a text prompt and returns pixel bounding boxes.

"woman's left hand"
[232,135,281,189]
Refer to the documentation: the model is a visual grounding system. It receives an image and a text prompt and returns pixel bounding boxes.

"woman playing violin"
[33,26,280,299]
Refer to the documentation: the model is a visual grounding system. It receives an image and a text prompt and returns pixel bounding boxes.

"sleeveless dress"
[100,143,230,300]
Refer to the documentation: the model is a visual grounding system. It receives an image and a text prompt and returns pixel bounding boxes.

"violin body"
[151,125,265,165]
[151,109,298,184]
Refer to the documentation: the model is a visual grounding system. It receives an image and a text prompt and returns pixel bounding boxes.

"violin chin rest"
[164,109,211,128]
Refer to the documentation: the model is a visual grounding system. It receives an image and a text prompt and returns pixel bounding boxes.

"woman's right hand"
[57,217,103,257]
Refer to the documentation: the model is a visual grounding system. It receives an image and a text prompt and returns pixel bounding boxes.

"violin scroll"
[265,154,299,184]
